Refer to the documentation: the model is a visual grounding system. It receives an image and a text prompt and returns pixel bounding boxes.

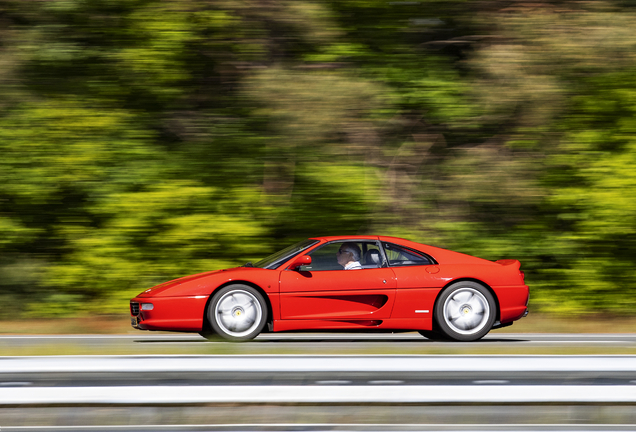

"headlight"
[141,303,154,311]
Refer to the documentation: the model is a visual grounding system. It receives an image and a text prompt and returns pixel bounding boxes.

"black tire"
[207,284,267,342]
[198,331,217,340]
[417,330,448,341]
[434,281,496,342]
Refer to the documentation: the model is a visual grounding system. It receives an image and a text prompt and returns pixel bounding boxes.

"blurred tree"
[2,0,636,317]
[436,3,636,313]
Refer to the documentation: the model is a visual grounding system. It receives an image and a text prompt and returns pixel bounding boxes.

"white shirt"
[344,261,363,270]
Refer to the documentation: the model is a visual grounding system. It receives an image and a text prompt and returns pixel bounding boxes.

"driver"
[337,242,362,270]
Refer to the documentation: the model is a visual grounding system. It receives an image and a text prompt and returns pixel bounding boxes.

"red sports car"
[130,236,529,342]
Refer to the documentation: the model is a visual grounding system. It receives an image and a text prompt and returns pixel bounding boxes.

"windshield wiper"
[243,262,254,267]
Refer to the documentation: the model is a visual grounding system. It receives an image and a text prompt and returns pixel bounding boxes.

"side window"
[302,243,342,271]
[383,242,432,267]
[360,244,383,268]
[300,241,383,271]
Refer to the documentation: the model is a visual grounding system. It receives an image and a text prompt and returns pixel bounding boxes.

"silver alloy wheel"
[215,289,263,338]
[442,287,490,335]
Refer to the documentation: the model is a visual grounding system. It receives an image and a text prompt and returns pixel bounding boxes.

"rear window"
[382,242,433,267]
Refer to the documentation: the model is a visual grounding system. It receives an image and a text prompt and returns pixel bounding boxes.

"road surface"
[1,332,636,349]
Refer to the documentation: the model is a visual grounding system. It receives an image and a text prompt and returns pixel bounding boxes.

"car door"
[382,242,443,322]
[279,240,397,320]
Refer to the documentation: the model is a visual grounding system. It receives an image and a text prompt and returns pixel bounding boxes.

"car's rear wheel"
[435,281,495,342]
[207,284,267,341]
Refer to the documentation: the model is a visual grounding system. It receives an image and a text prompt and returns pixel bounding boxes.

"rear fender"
[433,278,501,326]
[495,259,524,284]
[495,259,520,269]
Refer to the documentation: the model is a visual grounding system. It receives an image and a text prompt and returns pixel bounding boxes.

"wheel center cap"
[461,305,472,315]
[232,307,244,318]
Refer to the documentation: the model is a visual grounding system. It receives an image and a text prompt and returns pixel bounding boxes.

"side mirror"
[289,255,311,270]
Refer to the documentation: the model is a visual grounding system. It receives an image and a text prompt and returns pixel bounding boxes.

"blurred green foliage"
[1,0,635,317]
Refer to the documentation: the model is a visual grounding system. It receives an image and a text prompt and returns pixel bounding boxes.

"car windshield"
[253,239,319,269]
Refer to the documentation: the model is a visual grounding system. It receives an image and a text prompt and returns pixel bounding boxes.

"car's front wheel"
[207,284,267,341]
[435,281,496,342]
[417,330,447,341]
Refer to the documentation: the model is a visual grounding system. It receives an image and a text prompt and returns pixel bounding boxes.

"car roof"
[309,235,423,247]
[309,235,380,242]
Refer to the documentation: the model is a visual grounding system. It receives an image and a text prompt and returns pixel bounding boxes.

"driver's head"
[337,242,361,262]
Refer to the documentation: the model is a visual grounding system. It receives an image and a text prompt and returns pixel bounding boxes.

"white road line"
[368,380,405,384]
[2,355,636,373]
[315,380,352,385]
[1,385,636,404]
[472,380,510,384]
[516,341,632,344]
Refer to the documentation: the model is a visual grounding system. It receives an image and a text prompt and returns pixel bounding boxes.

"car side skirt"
[272,317,432,332]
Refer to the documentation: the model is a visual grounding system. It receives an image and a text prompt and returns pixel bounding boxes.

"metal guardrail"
[1,355,636,405]
[2,354,636,373]
[2,385,636,404]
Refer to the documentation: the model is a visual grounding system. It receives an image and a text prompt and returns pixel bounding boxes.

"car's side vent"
[130,302,140,315]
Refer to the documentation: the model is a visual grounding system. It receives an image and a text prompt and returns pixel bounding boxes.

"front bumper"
[129,295,209,332]
[130,314,142,329]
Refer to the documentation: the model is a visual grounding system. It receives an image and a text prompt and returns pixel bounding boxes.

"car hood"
[135,267,261,298]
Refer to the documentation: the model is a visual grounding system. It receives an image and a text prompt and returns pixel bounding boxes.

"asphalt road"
[2,332,636,348]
